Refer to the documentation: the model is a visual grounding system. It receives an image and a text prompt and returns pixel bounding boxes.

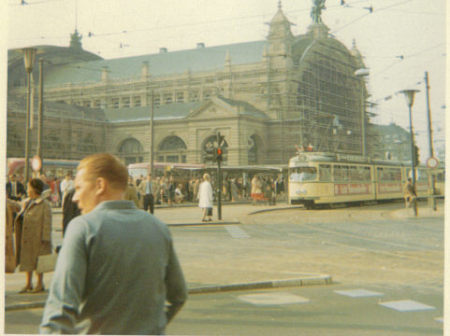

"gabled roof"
[188,96,268,120]
[216,96,269,119]
[104,97,267,123]
[44,40,267,87]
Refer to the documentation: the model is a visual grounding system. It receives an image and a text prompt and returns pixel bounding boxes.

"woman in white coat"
[198,173,213,222]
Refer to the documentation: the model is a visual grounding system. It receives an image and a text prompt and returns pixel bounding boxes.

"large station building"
[8,3,376,166]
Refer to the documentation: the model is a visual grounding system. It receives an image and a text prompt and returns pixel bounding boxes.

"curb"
[189,275,333,294]
[167,221,240,227]
[248,206,303,215]
[5,275,332,311]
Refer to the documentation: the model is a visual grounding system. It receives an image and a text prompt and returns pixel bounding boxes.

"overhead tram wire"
[9,0,423,53]
[9,0,67,6]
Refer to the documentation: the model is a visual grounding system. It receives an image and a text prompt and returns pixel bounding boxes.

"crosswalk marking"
[238,292,309,306]
[225,225,250,239]
[379,300,435,312]
[335,289,384,298]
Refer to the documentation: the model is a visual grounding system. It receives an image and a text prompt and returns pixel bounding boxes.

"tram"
[288,152,444,209]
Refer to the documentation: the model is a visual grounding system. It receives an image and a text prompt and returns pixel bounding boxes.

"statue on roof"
[70,29,83,50]
[311,0,326,24]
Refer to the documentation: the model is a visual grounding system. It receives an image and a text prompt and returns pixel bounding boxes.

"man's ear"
[95,177,107,196]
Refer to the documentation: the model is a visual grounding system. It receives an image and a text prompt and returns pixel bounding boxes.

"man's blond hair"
[77,153,128,191]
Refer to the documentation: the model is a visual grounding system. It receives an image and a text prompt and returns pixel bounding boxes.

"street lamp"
[23,48,36,184]
[398,89,420,186]
[355,68,369,157]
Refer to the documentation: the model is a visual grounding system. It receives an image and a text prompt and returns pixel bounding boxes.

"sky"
[4,0,448,162]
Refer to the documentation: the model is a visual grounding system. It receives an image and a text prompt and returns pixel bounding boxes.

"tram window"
[349,166,359,180]
[319,165,331,181]
[418,169,428,181]
[378,167,401,181]
[289,167,317,182]
[437,172,444,182]
[334,165,349,181]
[358,166,371,181]
[406,168,428,181]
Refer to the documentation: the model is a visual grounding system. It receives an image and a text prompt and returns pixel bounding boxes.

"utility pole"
[37,58,44,175]
[424,71,436,210]
[150,89,154,177]
[216,132,225,220]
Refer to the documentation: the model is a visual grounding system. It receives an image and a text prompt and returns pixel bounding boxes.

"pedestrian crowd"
[124,172,286,208]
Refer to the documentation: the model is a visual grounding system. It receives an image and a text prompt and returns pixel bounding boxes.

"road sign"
[426,157,439,169]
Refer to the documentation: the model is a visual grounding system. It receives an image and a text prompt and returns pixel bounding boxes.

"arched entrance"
[118,138,144,165]
[157,136,187,163]
[248,134,264,165]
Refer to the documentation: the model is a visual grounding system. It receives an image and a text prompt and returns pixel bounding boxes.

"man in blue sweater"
[40,153,187,334]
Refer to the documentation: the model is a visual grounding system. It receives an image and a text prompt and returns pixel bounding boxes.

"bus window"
[319,165,331,181]
[289,167,317,182]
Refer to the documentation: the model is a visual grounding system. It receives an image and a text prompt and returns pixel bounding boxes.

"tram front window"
[289,167,317,182]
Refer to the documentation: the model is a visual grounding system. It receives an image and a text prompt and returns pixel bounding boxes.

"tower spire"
[278,0,282,10]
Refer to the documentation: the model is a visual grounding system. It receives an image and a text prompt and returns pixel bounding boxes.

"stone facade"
[7,4,372,167]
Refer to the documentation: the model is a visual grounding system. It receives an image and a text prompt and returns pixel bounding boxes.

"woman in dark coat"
[14,178,52,293]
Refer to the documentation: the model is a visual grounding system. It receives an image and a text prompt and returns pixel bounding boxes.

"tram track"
[244,208,443,267]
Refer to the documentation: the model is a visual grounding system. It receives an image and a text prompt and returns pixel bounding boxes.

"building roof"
[44,40,268,87]
[7,94,106,122]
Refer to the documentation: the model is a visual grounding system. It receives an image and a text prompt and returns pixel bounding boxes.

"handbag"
[36,253,58,273]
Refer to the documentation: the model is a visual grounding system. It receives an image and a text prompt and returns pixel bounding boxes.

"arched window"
[157,136,187,163]
[118,138,144,165]
[248,134,263,165]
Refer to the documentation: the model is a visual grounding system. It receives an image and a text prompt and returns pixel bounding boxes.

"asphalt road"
[4,201,444,335]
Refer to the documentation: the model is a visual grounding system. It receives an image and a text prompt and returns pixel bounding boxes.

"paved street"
[4,200,444,335]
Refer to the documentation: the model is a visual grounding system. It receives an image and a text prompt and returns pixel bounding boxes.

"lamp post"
[399,89,420,218]
[399,89,419,186]
[355,68,369,157]
[23,48,36,184]
[150,89,154,176]
[37,58,44,175]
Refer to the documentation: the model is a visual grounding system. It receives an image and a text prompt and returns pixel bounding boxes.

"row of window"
[70,90,220,109]
[291,164,433,183]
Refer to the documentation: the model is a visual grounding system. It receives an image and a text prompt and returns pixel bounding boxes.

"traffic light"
[217,132,225,148]
[216,147,223,162]
[203,146,215,162]
[413,145,420,166]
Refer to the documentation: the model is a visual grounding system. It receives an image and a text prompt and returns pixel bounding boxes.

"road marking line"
[225,225,250,239]
[379,300,435,312]
[238,292,309,306]
[334,289,384,298]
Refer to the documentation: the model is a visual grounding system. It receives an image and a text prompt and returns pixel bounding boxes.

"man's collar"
[94,200,136,211]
